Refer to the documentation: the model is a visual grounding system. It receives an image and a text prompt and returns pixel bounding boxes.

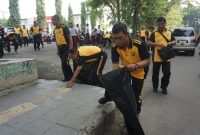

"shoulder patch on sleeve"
[132,39,142,45]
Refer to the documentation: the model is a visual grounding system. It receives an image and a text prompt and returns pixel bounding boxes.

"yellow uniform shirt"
[31,26,40,36]
[77,46,102,65]
[104,33,111,39]
[112,39,150,79]
[149,30,175,62]
[140,30,146,37]
[54,25,70,46]
[22,28,29,37]
[14,28,22,35]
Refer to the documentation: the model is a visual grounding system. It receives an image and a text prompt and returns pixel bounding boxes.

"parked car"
[173,27,196,56]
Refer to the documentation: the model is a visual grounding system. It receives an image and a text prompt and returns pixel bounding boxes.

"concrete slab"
[0,79,116,135]
[0,59,38,91]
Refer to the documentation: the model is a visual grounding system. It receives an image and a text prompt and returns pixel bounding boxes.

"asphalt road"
[140,48,200,135]
[2,42,200,135]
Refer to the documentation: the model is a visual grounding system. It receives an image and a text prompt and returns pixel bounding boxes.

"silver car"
[173,27,196,56]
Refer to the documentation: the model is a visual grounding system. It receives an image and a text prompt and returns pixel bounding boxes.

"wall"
[0,59,38,91]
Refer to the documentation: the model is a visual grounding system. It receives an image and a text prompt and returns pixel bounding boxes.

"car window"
[173,29,194,37]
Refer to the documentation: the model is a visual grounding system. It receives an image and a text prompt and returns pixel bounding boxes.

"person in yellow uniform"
[30,21,41,51]
[51,15,74,82]
[99,23,150,115]
[14,24,22,52]
[67,46,107,88]
[148,17,176,95]
[139,26,147,43]
[22,25,29,47]
[103,31,112,47]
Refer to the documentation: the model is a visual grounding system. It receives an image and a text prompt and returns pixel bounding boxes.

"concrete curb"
[78,102,116,135]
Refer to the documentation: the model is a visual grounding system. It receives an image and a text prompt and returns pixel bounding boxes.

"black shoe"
[153,88,158,93]
[98,97,111,104]
[161,88,168,95]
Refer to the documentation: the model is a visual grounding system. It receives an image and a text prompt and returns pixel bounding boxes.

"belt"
[58,44,67,48]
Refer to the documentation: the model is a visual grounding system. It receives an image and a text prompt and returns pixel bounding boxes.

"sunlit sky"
[0,0,85,19]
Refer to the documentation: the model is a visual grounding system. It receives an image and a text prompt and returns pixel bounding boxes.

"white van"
[173,27,196,56]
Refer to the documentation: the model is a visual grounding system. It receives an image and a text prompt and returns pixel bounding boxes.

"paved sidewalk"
[0,79,114,135]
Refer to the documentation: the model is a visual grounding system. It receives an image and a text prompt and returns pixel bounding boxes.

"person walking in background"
[14,24,22,52]
[14,24,23,48]
[76,24,81,45]
[85,23,90,44]
[30,21,42,51]
[22,25,29,47]
[148,17,176,95]
[139,26,147,43]
[96,25,102,45]
[69,23,78,51]
[51,15,74,82]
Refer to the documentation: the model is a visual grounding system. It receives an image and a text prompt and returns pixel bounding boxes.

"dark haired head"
[52,15,60,21]
[157,17,166,23]
[112,23,128,35]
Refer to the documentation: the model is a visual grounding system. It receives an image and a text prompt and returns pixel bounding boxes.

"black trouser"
[152,62,171,89]
[17,35,22,47]
[13,38,19,52]
[58,45,73,81]
[131,77,144,114]
[23,37,29,46]
[33,35,40,50]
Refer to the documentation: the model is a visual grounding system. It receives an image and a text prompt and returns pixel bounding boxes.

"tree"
[68,4,74,24]
[166,4,183,30]
[85,1,104,29]
[89,0,122,23]
[7,0,21,27]
[55,0,62,17]
[36,0,46,28]
[81,2,87,31]
[0,19,8,27]
[183,4,200,32]
[55,0,67,25]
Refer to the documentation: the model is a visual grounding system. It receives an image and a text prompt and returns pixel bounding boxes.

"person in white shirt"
[76,24,81,45]
[69,23,78,50]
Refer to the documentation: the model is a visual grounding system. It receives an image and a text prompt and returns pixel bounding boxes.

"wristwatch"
[135,63,139,69]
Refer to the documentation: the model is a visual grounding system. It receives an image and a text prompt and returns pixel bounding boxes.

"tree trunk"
[117,0,120,23]
[132,0,140,34]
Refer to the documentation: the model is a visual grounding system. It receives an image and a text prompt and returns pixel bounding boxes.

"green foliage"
[87,0,118,24]
[0,19,8,27]
[85,1,104,29]
[86,0,184,32]
[183,4,200,32]
[166,4,183,30]
[68,4,74,25]
[36,0,46,28]
[81,2,87,31]
[55,0,62,17]
[7,0,21,27]
[140,0,168,30]
[55,0,67,25]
